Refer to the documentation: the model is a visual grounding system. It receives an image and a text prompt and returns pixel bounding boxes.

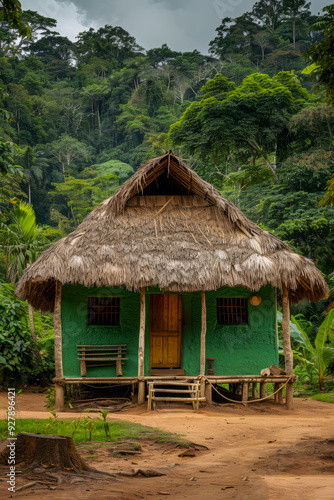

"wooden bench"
[147,381,205,412]
[77,344,127,377]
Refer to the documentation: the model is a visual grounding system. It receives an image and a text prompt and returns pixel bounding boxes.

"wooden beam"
[200,291,206,376]
[138,287,146,404]
[282,287,293,375]
[54,281,63,379]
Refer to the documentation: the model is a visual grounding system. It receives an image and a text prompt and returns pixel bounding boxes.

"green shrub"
[0,284,34,386]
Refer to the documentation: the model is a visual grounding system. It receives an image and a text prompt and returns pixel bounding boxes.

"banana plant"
[0,200,44,343]
[278,309,334,389]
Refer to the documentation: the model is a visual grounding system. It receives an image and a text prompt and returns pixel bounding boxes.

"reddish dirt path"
[0,391,334,499]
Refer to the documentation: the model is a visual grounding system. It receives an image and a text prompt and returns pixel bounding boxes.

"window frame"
[216,297,248,326]
[87,296,120,326]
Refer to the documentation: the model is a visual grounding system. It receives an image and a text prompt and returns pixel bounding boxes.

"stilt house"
[16,152,328,410]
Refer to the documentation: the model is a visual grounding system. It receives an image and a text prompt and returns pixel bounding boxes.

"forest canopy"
[0,0,332,289]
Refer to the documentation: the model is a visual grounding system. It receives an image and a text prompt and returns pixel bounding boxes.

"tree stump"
[0,433,94,472]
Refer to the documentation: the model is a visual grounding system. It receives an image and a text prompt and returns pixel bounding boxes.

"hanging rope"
[202,376,293,404]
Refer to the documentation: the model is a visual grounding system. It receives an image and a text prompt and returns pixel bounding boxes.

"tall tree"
[303,5,334,106]
[209,14,259,61]
[251,0,284,33]
[169,72,309,183]
[47,135,94,174]
[75,25,143,69]
[282,0,311,49]
[0,0,31,39]
[16,145,46,203]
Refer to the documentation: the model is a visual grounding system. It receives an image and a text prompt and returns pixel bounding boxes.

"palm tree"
[21,146,45,204]
[0,200,44,342]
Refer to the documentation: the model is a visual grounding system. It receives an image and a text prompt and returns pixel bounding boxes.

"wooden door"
[150,294,182,368]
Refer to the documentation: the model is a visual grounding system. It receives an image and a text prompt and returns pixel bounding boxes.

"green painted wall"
[205,285,278,375]
[61,284,140,378]
[61,284,277,378]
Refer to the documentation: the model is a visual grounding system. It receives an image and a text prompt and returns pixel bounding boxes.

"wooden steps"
[147,381,205,412]
[149,368,185,376]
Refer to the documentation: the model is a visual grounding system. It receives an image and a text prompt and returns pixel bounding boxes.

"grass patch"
[312,392,334,403]
[293,380,334,399]
[0,418,184,446]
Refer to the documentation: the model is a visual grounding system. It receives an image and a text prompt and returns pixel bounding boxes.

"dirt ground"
[0,390,334,500]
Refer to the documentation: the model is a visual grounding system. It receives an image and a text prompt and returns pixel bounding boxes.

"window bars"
[87,297,120,325]
[217,297,248,325]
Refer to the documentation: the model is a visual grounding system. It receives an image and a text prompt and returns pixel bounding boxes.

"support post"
[116,346,122,377]
[274,382,279,402]
[200,377,206,398]
[282,287,293,374]
[286,382,294,410]
[138,381,145,405]
[252,382,257,399]
[147,383,153,412]
[242,382,249,406]
[278,384,284,405]
[200,291,206,376]
[138,287,146,405]
[54,281,63,379]
[260,381,266,399]
[205,383,212,405]
[282,287,294,408]
[55,384,65,412]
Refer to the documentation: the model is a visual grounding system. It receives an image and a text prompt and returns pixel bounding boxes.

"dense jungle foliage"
[1,0,334,388]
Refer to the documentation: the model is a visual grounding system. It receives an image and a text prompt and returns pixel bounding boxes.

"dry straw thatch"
[16,152,329,311]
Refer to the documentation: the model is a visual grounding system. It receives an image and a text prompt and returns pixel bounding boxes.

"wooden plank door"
[150,294,182,368]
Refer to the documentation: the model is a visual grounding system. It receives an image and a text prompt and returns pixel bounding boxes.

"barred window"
[217,297,248,325]
[87,297,120,325]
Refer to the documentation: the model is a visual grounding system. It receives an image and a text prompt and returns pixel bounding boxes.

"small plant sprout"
[83,418,95,441]
[100,410,110,437]
[71,418,81,438]
[50,410,59,433]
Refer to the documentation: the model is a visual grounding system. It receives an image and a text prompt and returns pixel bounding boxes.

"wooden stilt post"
[278,384,284,405]
[260,381,266,399]
[242,382,249,405]
[200,377,206,399]
[274,382,279,402]
[138,287,146,405]
[200,291,206,376]
[55,384,65,412]
[205,383,212,405]
[252,383,257,398]
[282,286,294,409]
[286,381,294,410]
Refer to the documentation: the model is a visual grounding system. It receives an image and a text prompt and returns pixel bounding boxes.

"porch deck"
[53,374,297,411]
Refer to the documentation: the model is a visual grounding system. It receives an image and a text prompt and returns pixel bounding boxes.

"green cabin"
[16,152,328,409]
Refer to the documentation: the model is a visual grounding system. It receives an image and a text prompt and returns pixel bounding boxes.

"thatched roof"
[16,151,329,312]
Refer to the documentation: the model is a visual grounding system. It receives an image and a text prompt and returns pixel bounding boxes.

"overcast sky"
[21,0,330,54]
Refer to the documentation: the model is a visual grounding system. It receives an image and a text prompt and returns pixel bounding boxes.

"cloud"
[48,0,224,53]
[21,0,331,53]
